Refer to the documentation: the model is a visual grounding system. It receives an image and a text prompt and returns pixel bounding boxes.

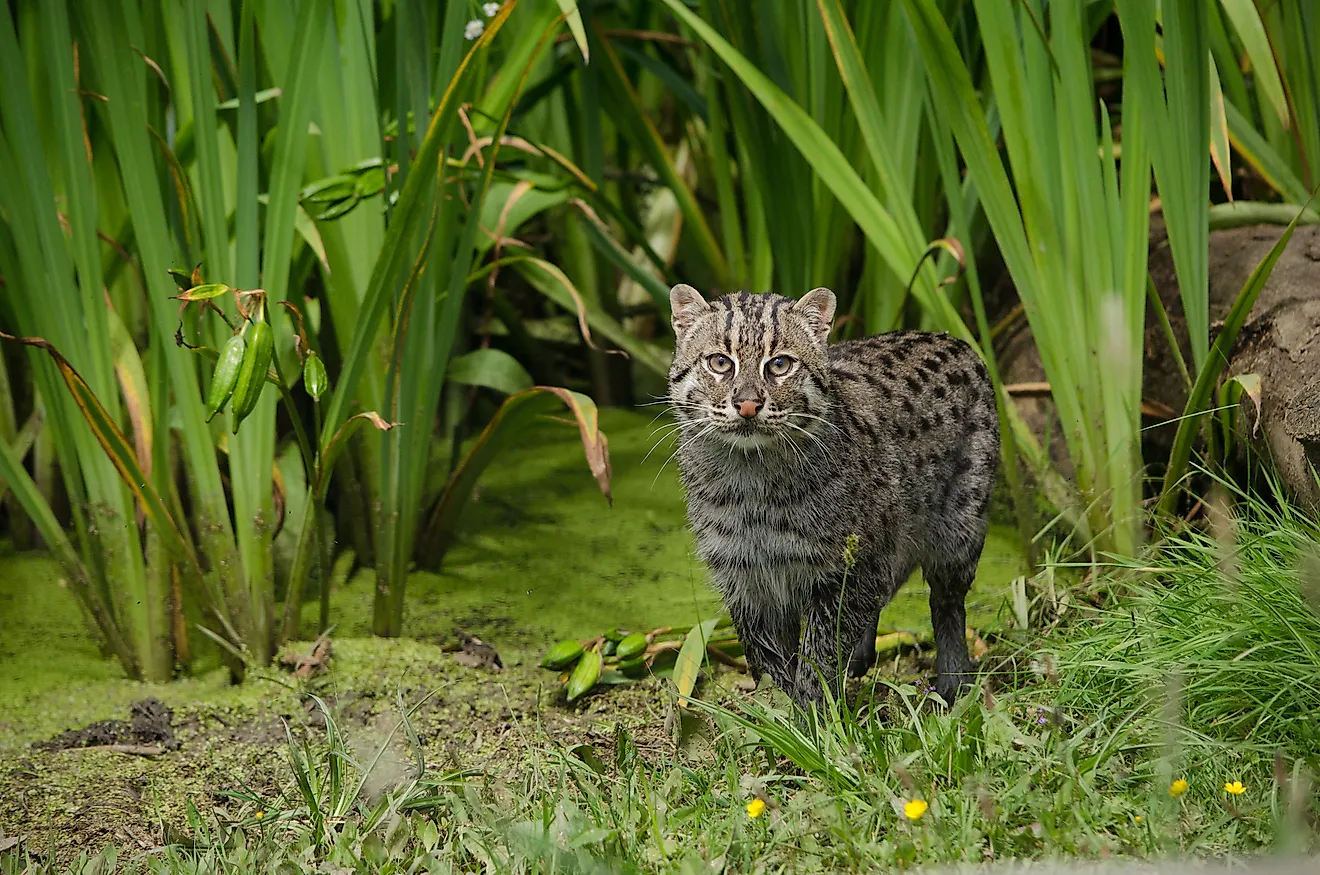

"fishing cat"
[667,284,999,708]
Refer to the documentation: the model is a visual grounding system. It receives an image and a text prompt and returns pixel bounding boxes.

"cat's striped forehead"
[696,291,807,354]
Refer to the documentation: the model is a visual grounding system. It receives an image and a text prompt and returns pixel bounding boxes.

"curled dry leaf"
[278,300,312,358]
[280,633,332,679]
[519,258,621,358]
[1225,372,1263,437]
[536,386,612,504]
[314,411,402,498]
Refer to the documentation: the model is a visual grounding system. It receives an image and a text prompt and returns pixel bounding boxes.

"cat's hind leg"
[847,560,911,677]
[846,601,880,678]
[924,554,978,704]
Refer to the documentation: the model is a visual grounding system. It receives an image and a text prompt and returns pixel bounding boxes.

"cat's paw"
[934,665,976,706]
[846,648,875,678]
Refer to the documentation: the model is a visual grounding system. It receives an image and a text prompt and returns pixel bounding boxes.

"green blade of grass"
[1225,95,1310,205]
[1210,53,1234,199]
[1219,0,1290,126]
[1117,0,1210,369]
[693,52,745,287]
[556,0,589,63]
[674,617,720,707]
[184,0,231,283]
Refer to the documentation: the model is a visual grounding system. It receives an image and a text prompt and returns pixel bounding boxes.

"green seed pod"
[178,282,232,302]
[602,640,617,658]
[205,334,247,422]
[615,632,648,661]
[566,648,602,701]
[603,628,625,643]
[619,655,647,678]
[540,639,584,670]
[303,351,329,401]
[230,320,274,433]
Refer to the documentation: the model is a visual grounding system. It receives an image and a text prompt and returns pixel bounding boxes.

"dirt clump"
[35,698,179,753]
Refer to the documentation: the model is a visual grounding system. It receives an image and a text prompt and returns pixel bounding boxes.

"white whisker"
[784,420,836,463]
[651,423,715,489]
[642,418,705,465]
[784,410,843,436]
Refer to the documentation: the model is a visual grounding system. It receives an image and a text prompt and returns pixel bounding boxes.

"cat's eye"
[765,355,796,377]
[706,353,734,375]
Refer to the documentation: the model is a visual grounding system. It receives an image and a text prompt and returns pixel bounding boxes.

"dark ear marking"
[793,287,836,342]
[670,283,711,335]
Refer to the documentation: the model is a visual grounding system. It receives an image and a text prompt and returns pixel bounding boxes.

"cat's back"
[828,330,998,491]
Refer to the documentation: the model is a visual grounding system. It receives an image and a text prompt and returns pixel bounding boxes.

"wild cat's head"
[666,284,835,449]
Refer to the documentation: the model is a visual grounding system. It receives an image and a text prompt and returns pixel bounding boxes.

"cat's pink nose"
[736,398,763,418]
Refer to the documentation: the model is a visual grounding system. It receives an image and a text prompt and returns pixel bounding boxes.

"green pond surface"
[0,408,1022,746]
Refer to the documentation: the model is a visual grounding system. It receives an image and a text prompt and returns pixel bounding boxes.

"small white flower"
[482,2,501,16]
[464,18,484,40]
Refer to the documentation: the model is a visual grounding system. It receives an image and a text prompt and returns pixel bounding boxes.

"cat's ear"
[670,284,711,334]
[794,287,836,342]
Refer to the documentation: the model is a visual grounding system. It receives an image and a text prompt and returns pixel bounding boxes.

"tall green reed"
[0,0,615,677]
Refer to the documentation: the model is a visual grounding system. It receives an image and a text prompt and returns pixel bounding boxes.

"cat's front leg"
[797,569,879,708]
[726,596,800,700]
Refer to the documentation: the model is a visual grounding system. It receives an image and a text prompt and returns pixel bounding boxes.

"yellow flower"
[255,811,265,820]
[1169,779,1189,798]
[903,799,928,821]
[1133,815,1143,823]
[1224,781,1245,796]
[746,798,766,818]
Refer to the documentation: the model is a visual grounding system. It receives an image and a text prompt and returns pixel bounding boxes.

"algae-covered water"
[0,408,1022,746]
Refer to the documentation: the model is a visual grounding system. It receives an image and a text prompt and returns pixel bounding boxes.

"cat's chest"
[680,450,827,512]
[680,456,838,552]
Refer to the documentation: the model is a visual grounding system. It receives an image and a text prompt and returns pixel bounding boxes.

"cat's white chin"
[712,427,781,450]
